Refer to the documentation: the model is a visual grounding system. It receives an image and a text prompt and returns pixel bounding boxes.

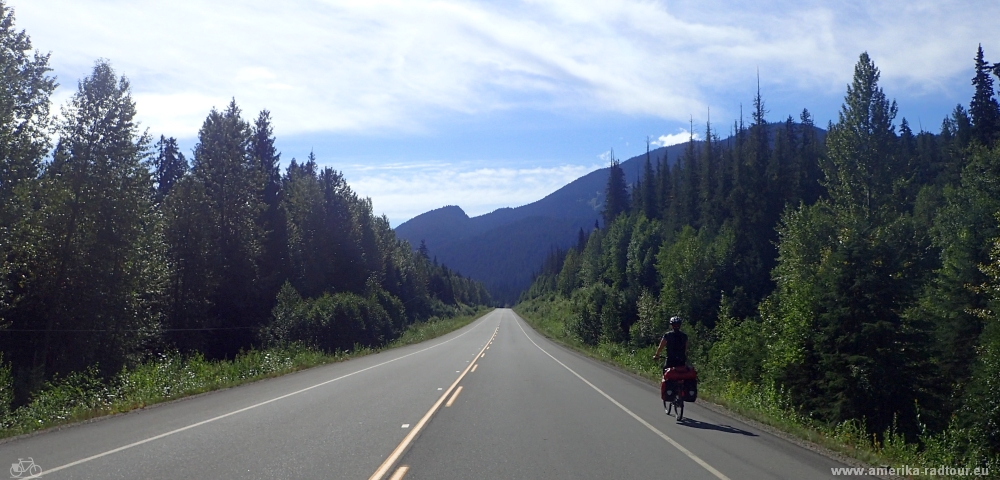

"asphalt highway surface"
[0,309,868,479]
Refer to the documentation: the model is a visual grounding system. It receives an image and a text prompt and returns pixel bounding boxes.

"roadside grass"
[0,306,492,440]
[514,296,996,479]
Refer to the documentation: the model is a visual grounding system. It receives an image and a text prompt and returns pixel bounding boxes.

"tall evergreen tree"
[798,109,824,205]
[970,45,1000,146]
[152,135,187,202]
[639,140,657,220]
[677,128,699,228]
[602,153,629,225]
[698,117,717,229]
[191,99,263,356]
[768,53,930,436]
[824,52,900,218]
[656,154,672,222]
[250,110,288,309]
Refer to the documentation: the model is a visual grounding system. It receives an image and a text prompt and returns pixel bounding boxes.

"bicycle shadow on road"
[677,418,758,436]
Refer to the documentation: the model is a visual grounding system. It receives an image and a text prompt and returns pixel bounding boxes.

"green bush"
[261,282,400,352]
[706,311,766,384]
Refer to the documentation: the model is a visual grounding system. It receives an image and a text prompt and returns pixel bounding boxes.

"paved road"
[0,309,867,479]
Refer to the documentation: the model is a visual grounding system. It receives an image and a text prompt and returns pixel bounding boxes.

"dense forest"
[0,3,489,407]
[521,49,1000,466]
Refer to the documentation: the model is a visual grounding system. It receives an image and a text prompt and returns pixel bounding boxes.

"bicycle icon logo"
[9,458,42,478]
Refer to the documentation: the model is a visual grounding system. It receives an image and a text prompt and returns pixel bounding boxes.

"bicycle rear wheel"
[675,399,684,421]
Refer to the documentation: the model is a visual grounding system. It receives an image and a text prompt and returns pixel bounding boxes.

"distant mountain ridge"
[395,141,691,304]
[395,124,825,304]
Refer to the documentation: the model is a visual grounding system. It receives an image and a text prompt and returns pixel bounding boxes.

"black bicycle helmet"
[669,316,682,325]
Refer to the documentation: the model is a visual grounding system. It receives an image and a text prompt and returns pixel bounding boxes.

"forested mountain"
[396,142,693,303]
[521,49,1000,467]
[398,124,823,304]
[0,3,489,407]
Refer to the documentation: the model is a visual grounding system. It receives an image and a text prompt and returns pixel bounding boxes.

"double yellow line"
[369,325,499,480]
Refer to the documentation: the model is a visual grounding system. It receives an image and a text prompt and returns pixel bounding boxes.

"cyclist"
[652,316,688,371]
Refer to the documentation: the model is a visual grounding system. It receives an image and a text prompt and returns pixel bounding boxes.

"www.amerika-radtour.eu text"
[831,465,990,477]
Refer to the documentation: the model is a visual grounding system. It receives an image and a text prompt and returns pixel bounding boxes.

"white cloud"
[14,0,997,140]
[651,128,702,147]
[339,161,602,226]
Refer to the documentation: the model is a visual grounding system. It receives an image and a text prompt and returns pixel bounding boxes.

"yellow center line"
[445,386,463,407]
[34,315,494,478]
[389,465,409,480]
[471,364,478,372]
[368,322,500,480]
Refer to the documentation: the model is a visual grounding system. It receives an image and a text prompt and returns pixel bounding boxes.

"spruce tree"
[250,110,288,310]
[191,99,263,356]
[769,53,930,436]
[798,109,824,205]
[153,135,187,202]
[639,140,657,219]
[824,52,899,218]
[656,155,672,222]
[698,118,716,229]
[970,45,1000,146]
[602,153,629,225]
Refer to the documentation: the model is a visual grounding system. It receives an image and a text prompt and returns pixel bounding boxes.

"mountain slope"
[395,143,688,304]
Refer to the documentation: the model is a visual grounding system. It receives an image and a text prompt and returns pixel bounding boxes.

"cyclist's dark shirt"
[661,330,688,368]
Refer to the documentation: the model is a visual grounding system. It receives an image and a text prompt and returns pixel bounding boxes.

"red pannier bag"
[664,366,697,380]
[661,366,698,402]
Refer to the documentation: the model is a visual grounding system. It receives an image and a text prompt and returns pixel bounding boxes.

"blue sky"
[15,0,1000,226]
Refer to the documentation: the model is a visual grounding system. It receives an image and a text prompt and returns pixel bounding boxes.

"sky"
[13,0,1000,226]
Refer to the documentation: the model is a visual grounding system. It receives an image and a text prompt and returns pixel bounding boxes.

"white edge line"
[511,313,731,480]
[36,312,494,477]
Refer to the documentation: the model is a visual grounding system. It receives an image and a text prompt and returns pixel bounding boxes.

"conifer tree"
[768,53,930,435]
[152,135,187,202]
[798,109,824,205]
[602,153,629,225]
[773,116,797,205]
[677,126,699,228]
[639,140,657,220]
[250,110,289,308]
[824,52,899,218]
[191,99,263,356]
[656,155,672,222]
[970,45,1000,146]
[698,117,716,229]
[897,118,918,204]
